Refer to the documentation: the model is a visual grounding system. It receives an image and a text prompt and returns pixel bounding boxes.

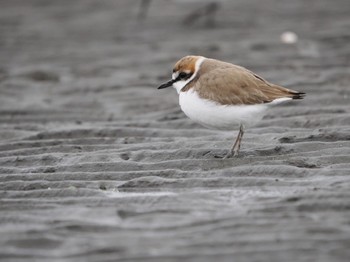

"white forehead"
[172,72,178,80]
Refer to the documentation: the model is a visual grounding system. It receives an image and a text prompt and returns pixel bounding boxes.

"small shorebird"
[158,56,305,158]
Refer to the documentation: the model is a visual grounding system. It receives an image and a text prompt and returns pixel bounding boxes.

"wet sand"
[0,0,350,261]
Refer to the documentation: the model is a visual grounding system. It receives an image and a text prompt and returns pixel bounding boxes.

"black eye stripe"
[179,72,187,78]
[178,72,192,80]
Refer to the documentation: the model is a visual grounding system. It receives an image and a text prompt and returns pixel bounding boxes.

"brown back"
[182,58,304,105]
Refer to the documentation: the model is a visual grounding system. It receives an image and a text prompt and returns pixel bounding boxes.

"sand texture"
[0,0,350,261]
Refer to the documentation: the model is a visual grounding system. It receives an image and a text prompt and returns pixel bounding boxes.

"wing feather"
[194,66,303,105]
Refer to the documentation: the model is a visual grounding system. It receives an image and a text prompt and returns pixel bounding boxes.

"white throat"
[173,57,205,94]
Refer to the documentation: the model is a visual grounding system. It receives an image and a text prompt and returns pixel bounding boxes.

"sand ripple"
[1,0,350,261]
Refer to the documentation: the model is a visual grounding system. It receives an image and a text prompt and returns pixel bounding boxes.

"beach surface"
[0,0,350,261]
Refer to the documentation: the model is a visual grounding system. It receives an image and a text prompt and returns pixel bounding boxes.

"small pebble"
[280,31,298,44]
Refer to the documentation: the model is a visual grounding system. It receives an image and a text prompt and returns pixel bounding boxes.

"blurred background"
[1,0,349,123]
[1,1,350,261]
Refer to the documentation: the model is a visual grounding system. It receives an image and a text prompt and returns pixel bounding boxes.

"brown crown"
[173,56,201,74]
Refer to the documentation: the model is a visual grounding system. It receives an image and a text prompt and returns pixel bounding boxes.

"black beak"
[157,79,175,89]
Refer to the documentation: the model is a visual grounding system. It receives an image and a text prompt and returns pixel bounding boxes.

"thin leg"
[224,124,245,158]
[234,124,245,156]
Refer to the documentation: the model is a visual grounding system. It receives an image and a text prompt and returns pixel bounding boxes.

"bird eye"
[179,72,188,79]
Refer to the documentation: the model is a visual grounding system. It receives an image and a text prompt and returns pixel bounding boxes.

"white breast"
[179,89,268,130]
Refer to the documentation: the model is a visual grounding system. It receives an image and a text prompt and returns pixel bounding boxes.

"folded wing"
[194,66,305,105]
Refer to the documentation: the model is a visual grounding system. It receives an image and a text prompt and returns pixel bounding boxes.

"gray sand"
[0,0,350,261]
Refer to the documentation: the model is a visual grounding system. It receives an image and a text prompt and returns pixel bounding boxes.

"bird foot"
[203,150,239,159]
[223,150,239,159]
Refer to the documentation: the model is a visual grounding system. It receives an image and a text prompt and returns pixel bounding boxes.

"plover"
[158,56,305,158]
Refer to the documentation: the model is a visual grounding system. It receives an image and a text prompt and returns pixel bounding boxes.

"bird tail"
[288,90,306,100]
